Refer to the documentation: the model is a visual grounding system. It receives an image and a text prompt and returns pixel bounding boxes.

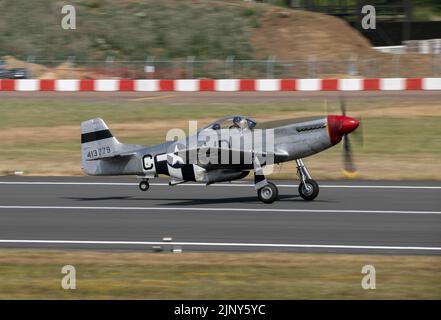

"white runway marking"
[0,181,440,189]
[0,239,440,251]
[0,205,440,215]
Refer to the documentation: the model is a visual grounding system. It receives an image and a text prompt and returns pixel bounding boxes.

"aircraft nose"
[327,115,359,144]
[340,117,359,135]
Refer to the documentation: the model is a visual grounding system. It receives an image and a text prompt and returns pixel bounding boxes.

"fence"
[13,55,441,79]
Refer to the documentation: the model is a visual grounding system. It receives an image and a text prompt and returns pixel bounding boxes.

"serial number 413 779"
[86,146,111,159]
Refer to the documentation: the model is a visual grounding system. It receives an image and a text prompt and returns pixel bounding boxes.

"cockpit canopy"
[202,116,257,131]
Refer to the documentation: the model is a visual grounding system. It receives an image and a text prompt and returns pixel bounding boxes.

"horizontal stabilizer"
[85,152,136,161]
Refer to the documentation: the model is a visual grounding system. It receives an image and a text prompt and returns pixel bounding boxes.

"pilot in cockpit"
[230,116,248,130]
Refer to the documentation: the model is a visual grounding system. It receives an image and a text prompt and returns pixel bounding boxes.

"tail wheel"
[298,179,319,201]
[139,180,150,192]
[257,182,279,204]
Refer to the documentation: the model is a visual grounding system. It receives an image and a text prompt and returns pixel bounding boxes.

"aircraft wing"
[185,146,282,169]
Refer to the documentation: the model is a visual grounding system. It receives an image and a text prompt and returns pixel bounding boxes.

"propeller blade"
[342,134,357,175]
[338,97,361,178]
[340,96,346,116]
[351,116,364,147]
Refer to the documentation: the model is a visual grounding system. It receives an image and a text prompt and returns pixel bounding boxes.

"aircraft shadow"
[156,196,336,206]
[63,196,134,201]
[63,194,335,206]
[147,194,298,206]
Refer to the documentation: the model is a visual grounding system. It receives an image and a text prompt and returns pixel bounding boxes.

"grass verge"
[0,99,440,179]
[0,249,440,299]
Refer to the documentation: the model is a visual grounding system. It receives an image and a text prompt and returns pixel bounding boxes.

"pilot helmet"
[233,116,247,129]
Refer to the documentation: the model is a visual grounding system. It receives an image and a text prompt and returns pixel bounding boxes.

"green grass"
[2,117,440,156]
[413,5,441,21]
[0,99,440,178]
[0,0,260,61]
[0,249,440,299]
[362,117,441,155]
[1,100,440,154]
[0,100,311,128]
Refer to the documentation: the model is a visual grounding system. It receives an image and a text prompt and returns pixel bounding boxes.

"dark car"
[0,60,29,79]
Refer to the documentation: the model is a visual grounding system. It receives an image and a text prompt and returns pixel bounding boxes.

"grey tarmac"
[1,90,441,103]
[0,176,440,255]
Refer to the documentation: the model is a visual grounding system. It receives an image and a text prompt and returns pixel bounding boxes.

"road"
[0,177,440,254]
[1,90,441,103]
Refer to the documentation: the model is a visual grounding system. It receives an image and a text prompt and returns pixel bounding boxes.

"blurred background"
[0,0,440,179]
[1,0,441,79]
[0,1,440,300]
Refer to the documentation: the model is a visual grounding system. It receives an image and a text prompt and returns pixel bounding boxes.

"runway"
[0,176,440,254]
[2,90,441,104]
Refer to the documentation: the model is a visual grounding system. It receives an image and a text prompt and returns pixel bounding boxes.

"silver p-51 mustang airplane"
[81,110,359,204]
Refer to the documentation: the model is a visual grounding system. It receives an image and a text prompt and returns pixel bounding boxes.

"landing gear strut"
[139,178,150,192]
[296,159,319,201]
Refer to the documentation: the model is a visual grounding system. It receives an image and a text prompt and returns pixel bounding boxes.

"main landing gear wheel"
[298,179,319,201]
[257,182,279,204]
[139,180,150,191]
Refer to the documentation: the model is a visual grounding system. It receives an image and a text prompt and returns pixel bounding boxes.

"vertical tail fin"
[81,118,120,175]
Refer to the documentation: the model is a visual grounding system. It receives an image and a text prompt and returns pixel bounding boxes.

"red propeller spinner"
[327,115,359,145]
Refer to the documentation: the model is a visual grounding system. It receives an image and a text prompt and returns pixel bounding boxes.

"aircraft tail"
[81,118,138,175]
